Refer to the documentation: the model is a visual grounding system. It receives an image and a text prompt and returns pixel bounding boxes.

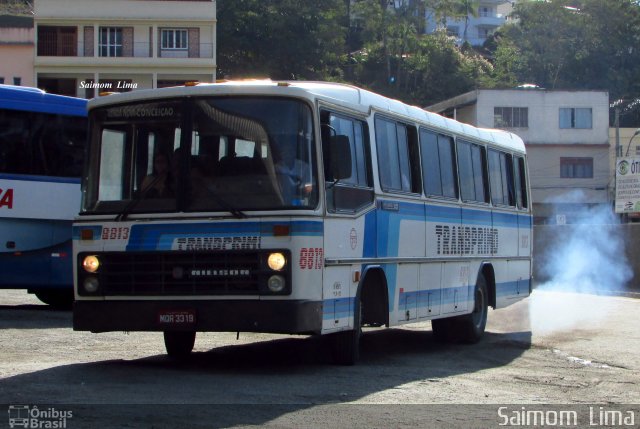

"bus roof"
[0,84,87,117]
[88,80,525,153]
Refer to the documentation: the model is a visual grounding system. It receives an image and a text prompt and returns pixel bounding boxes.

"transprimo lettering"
[434,225,499,255]
[0,188,13,209]
[174,236,261,251]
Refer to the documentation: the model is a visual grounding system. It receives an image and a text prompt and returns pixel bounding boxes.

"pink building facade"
[0,15,34,87]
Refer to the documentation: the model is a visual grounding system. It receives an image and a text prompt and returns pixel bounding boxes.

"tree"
[489,0,640,104]
[217,0,347,81]
[457,0,480,44]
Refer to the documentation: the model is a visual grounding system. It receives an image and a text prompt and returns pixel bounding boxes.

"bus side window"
[420,129,458,199]
[514,156,528,210]
[321,110,373,212]
[488,149,516,207]
[375,116,420,194]
[457,139,489,203]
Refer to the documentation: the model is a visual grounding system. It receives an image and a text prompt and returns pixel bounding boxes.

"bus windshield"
[84,97,318,215]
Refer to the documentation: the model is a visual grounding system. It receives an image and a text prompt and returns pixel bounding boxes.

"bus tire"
[431,317,454,343]
[34,290,74,310]
[331,294,362,365]
[163,331,196,359]
[456,273,489,344]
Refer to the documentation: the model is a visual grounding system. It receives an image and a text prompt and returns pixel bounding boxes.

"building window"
[37,26,78,56]
[0,77,4,84]
[99,27,123,57]
[560,157,593,178]
[559,108,592,129]
[13,77,21,86]
[494,107,528,128]
[161,29,188,50]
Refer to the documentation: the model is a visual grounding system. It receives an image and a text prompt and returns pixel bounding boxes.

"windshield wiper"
[115,174,164,222]
[198,183,247,219]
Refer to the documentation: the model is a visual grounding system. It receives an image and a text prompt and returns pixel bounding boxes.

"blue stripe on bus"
[377,199,528,229]
[324,278,532,322]
[125,220,323,251]
[0,173,81,184]
[365,199,532,313]
[323,297,355,321]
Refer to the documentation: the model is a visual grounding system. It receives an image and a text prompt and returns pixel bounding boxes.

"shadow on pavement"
[0,327,531,428]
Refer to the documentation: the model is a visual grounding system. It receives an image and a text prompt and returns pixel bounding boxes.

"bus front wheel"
[163,331,196,359]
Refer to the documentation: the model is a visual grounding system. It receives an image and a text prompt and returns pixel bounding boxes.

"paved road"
[0,289,638,428]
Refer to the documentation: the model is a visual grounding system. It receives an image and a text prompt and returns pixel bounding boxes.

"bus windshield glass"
[84,96,318,214]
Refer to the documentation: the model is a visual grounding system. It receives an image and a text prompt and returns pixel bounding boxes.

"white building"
[425,0,512,46]
[427,88,611,223]
[34,0,217,97]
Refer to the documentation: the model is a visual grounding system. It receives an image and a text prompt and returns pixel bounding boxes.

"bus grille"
[94,251,262,296]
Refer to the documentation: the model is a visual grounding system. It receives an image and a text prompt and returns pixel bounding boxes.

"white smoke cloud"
[529,190,632,335]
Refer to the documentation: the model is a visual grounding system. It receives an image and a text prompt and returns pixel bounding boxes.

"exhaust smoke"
[529,191,632,335]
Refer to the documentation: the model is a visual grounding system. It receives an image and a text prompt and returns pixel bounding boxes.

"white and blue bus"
[0,85,87,308]
[73,81,531,364]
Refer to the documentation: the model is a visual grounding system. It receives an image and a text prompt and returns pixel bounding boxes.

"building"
[424,0,512,46]
[0,14,34,87]
[34,0,216,98]
[427,88,611,224]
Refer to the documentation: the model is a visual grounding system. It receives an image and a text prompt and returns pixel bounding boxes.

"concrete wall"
[527,143,610,205]
[475,90,610,145]
[533,224,640,292]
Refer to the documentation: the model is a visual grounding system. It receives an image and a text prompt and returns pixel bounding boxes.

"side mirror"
[329,135,352,180]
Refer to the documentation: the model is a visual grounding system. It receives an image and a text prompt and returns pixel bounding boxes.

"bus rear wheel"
[163,331,196,359]
[431,273,488,344]
[455,273,489,343]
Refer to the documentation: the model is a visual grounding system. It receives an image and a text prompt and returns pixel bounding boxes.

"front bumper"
[74,299,323,335]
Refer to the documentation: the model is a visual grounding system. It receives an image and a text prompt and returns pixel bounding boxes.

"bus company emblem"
[350,228,357,250]
[0,188,13,209]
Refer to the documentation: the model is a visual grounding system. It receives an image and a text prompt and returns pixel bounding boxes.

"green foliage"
[490,0,640,101]
[217,0,347,81]
[216,0,640,115]
[0,0,32,15]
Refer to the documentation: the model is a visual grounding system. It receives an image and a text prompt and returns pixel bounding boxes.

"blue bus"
[0,85,87,308]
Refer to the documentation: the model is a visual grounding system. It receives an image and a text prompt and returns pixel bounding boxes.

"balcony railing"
[37,41,214,59]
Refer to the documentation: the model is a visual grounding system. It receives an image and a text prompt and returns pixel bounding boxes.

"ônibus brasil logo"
[8,405,73,428]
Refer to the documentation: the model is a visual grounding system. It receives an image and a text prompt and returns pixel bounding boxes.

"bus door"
[321,110,374,331]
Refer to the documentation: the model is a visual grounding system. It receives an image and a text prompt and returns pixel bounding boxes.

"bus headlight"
[82,255,100,273]
[83,276,100,294]
[267,275,286,293]
[267,252,286,271]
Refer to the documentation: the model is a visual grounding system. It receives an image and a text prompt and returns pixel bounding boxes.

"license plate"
[157,309,196,326]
